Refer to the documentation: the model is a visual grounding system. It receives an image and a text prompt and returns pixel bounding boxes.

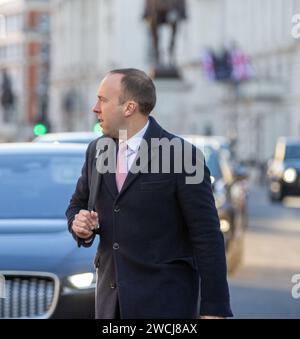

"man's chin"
[102,129,116,139]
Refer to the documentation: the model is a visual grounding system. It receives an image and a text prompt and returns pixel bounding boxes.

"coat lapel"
[95,137,118,199]
[103,172,118,199]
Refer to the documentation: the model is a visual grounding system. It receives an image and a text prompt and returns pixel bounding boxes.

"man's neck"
[125,118,149,140]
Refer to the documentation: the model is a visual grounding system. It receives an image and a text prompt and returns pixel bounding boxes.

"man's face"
[92,74,125,138]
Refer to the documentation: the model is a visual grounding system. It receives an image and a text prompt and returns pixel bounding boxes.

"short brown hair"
[109,68,156,115]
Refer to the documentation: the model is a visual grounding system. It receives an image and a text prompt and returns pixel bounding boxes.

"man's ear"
[124,101,137,117]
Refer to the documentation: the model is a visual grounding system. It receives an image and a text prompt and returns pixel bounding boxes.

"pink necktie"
[116,142,128,192]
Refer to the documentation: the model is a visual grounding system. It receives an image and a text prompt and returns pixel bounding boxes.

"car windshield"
[0,153,84,219]
[203,146,222,179]
[285,144,300,160]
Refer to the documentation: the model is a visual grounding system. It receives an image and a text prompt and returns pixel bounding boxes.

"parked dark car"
[0,143,97,319]
[33,132,102,144]
[267,137,300,202]
[183,135,248,273]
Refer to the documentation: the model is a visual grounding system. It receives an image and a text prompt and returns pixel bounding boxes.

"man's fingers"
[79,210,91,217]
[74,219,96,232]
[78,210,96,227]
[76,215,93,227]
[91,211,98,220]
[79,210,98,224]
[79,210,94,223]
[73,219,89,228]
[72,224,93,238]
[73,210,98,233]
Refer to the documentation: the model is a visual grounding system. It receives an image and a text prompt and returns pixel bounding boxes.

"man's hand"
[72,210,98,239]
[200,316,225,319]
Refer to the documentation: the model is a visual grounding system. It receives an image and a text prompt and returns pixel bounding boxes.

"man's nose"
[92,100,101,114]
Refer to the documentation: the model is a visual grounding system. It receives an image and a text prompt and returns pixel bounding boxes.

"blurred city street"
[230,182,300,319]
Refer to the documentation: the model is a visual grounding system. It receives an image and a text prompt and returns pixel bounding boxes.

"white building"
[50,0,149,132]
[49,0,300,162]
[220,0,300,162]
[0,0,51,141]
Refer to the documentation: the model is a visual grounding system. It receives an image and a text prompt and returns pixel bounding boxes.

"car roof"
[277,137,300,146]
[33,131,102,143]
[0,142,88,155]
[181,134,228,151]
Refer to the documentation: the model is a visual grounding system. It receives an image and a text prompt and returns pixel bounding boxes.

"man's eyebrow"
[98,95,108,101]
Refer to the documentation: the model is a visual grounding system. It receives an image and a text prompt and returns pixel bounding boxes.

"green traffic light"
[93,122,103,134]
[33,123,47,136]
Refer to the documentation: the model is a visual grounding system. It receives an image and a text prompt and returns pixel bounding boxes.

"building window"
[6,14,23,34]
[0,14,6,38]
[38,14,50,33]
[0,44,22,61]
[0,46,6,60]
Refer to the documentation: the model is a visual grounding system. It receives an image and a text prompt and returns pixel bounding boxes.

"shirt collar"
[122,120,149,154]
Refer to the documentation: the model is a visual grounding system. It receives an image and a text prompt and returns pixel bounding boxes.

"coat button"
[110,283,116,289]
[113,243,119,250]
[114,206,120,212]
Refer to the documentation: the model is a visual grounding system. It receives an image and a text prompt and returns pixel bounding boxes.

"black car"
[33,132,102,144]
[0,143,97,319]
[183,135,248,274]
[267,137,300,202]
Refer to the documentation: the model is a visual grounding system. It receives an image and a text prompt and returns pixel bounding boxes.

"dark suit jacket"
[66,117,233,319]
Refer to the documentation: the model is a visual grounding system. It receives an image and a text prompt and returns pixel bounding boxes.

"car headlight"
[220,219,231,233]
[283,168,297,183]
[68,273,95,289]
